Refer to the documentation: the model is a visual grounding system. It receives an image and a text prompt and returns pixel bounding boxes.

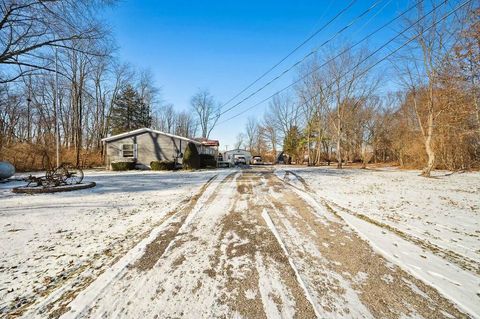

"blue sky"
[103,0,412,149]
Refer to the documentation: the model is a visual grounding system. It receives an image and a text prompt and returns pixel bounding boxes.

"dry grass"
[1,143,103,171]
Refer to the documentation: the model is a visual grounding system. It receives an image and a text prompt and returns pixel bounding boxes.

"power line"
[306,0,336,35]
[350,0,394,39]
[218,0,386,117]
[290,0,470,120]
[217,0,358,111]
[218,0,452,124]
[223,0,473,124]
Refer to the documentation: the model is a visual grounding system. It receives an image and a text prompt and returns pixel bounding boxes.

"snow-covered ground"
[0,169,218,315]
[55,168,471,318]
[281,166,480,268]
[277,166,480,317]
[1,166,478,318]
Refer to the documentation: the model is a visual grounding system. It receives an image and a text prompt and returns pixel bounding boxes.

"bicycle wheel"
[63,166,84,185]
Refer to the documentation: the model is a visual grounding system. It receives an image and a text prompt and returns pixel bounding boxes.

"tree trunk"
[474,88,480,136]
[336,111,342,168]
[470,61,480,136]
[306,129,311,166]
[361,146,368,169]
[336,130,342,168]
[421,110,435,177]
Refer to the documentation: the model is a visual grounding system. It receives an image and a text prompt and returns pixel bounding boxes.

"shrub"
[183,142,200,169]
[150,161,175,171]
[111,161,135,171]
[199,154,216,168]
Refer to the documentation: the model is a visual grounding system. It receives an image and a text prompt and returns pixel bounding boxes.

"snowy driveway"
[1,168,477,318]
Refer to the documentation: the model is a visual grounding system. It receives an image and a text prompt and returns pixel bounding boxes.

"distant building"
[223,149,252,165]
[275,151,286,164]
[102,128,216,169]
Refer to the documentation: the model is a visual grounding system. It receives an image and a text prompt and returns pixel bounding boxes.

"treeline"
[0,0,146,170]
[1,1,478,175]
[0,1,223,171]
[237,5,479,175]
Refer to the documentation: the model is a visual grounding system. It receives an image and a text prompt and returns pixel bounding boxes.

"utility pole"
[55,48,60,168]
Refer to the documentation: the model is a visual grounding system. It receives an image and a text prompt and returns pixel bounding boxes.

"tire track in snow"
[133,173,220,270]
[274,169,475,318]
[104,171,236,317]
[22,183,214,319]
[262,173,376,318]
[283,169,480,275]
[57,172,229,319]
[203,171,317,318]
[65,171,238,318]
[260,208,322,318]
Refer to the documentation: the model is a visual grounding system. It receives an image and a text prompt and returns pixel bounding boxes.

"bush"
[150,161,175,171]
[111,161,135,171]
[199,154,216,168]
[183,142,200,169]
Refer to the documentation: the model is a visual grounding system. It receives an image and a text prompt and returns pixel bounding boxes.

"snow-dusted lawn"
[276,166,480,316]
[0,169,217,314]
[286,166,480,266]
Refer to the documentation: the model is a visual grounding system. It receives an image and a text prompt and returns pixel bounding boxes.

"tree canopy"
[110,85,152,135]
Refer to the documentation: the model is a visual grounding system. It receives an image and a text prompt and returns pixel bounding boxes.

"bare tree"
[253,124,268,156]
[261,118,278,162]
[137,69,160,118]
[103,62,134,140]
[234,133,245,149]
[0,0,111,83]
[296,56,332,165]
[245,116,258,152]
[265,92,298,142]
[326,45,378,168]
[397,2,466,176]
[175,111,197,138]
[454,8,480,134]
[357,96,383,168]
[190,89,220,138]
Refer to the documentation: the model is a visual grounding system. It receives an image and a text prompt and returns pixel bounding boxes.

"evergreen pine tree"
[110,85,151,135]
[283,126,302,163]
[138,99,152,128]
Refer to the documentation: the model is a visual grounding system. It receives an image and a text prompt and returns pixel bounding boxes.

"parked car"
[234,156,246,165]
[252,156,263,165]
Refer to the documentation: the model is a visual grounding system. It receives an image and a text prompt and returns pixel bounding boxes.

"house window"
[122,144,136,158]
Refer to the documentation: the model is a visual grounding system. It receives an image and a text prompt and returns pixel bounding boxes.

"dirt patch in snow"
[133,175,217,271]
[208,172,317,319]
[325,200,480,275]
[267,172,468,319]
[282,168,479,280]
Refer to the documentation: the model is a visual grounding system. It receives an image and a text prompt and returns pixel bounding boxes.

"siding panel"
[105,132,196,169]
